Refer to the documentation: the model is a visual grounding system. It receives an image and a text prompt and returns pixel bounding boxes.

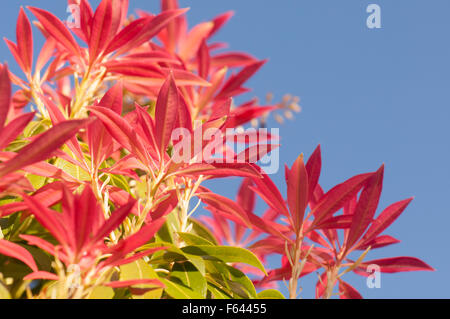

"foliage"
[0,0,432,299]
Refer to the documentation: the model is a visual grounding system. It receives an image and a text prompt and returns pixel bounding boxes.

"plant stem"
[323,266,340,299]
[288,232,304,299]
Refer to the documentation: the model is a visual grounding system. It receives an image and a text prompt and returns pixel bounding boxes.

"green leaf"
[146,242,206,276]
[205,260,232,291]
[207,268,249,299]
[0,259,32,280]
[26,174,47,190]
[0,282,11,299]
[135,176,148,199]
[155,221,174,244]
[160,278,204,299]
[207,282,232,299]
[87,286,115,299]
[171,262,207,297]
[119,259,163,299]
[257,289,285,299]
[189,219,218,245]
[18,244,52,272]
[177,232,214,246]
[110,174,131,193]
[181,246,267,275]
[55,158,90,181]
[226,265,257,298]
[23,119,47,138]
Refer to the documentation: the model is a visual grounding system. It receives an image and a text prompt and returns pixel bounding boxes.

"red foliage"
[0,0,432,299]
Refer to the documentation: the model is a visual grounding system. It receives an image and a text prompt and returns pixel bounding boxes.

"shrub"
[0,0,432,299]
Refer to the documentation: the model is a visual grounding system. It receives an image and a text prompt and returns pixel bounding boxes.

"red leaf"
[338,280,362,299]
[102,17,149,55]
[109,0,125,41]
[105,218,166,263]
[175,94,193,133]
[16,7,33,74]
[171,163,261,179]
[105,279,165,289]
[155,73,179,158]
[104,60,164,78]
[0,239,38,272]
[315,215,354,230]
[251,170,289,217]
[93,199,136,243]
[79,0,94,40]
[357,257,434,273]
[89,106,149,165]
[87,119,112,170]
[88,83,123,169]
[357,235,400,250]
[209,11,234,38]
[0,181,64,218]
[0,112,34,150]
[197,191,252,227]
[105,9,188,55]
[134,104,159,155]
[309,172,373,231]
[35,38,56,73]
[198,39,210,79]
[24,271,59,281]
[20,234,56,256]
[216,60,266,100]
[89,0,113,63]
[99,81,123,114]
[179,22,214,61]
[234,144,280,164]
[108,246,168,268]
[315,271,327,299]
[361,197,413,245]
[22,194,69,247]
[210,99,231,121]
[0,64,11,131]
[149,191,178,221]
[0,119,91,178]
[160,68,211,87]
[225,105,276,128]
[305,145,322,202]
[286,154,309,232]
[73,186,101,252]
[211,52,257,69]
[160,0,186,53]
[237,178,255,215]
[28,6,81,57]
[345,165,384,250]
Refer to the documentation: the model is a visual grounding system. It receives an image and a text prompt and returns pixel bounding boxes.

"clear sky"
[1,0,449,298]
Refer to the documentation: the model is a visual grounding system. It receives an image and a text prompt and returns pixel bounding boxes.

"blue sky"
[1,0,449,298]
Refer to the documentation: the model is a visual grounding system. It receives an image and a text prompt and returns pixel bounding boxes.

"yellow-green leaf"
[181,245,267,275]
[26,174,47,190]
[226,265,256,298]
[177,232,214,246]
[120,260,163,299]
[87,286,114,299]
[55,158,90,181]
[160,278,204,299]
[171,261,207,297]
[0,282,11,299]
[207,282,232,299]
[189,219,218,245]
[257,289,285,299]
